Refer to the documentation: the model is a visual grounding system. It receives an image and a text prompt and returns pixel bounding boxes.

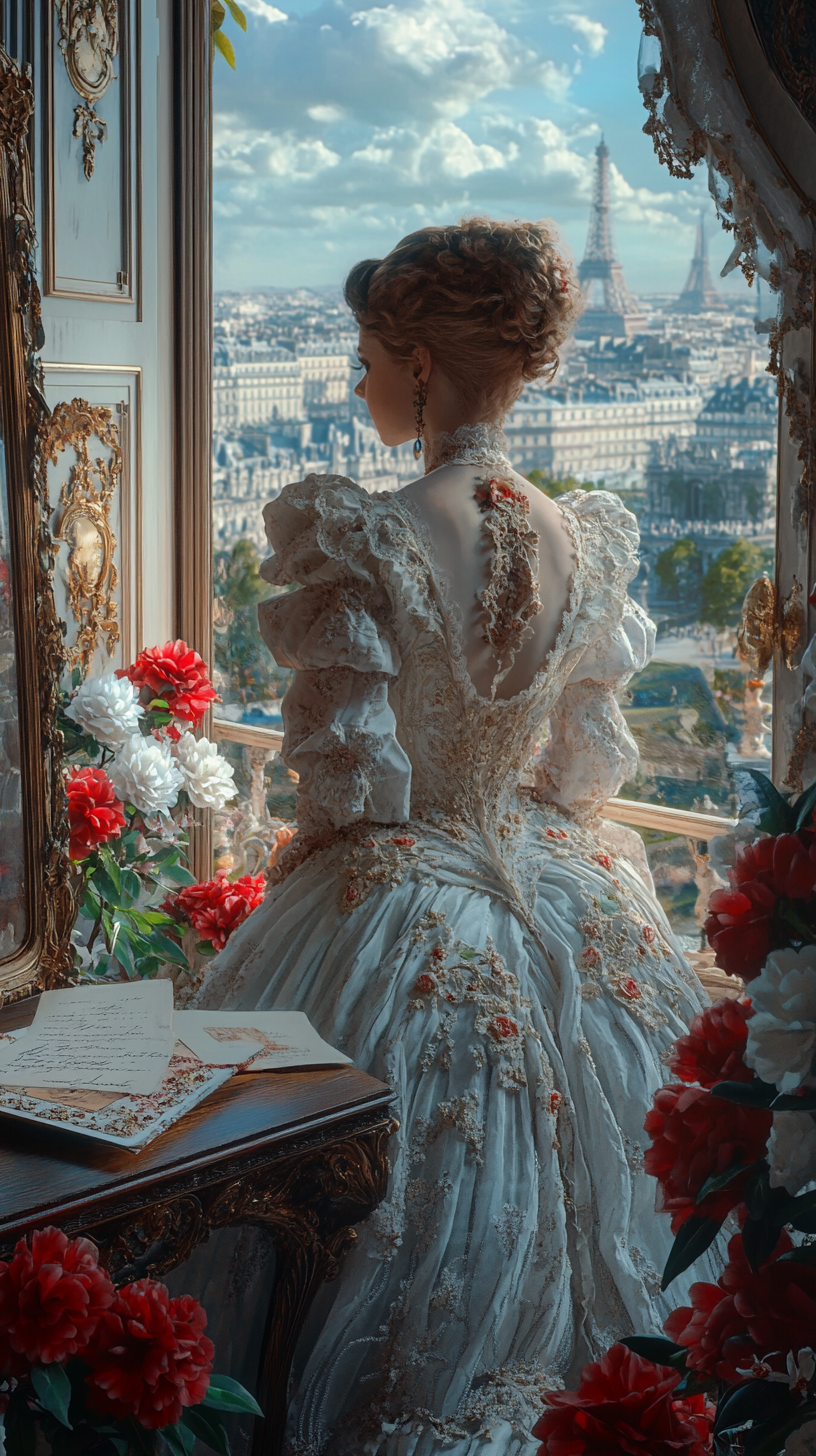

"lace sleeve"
[257,474,412,835]
[535,596,653,814]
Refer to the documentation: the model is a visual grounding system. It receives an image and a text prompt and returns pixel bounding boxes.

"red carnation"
[165,872,265,951]
[119,641,218,727]
[705,831,816,981]
[533,1344,712,1456]
[85,1279,213,1430]
[643,1084,771,1232]
[0,1227,114,1369]
[65,767,126,861]
[668,997,754,1088]
[665,1230,816,1383]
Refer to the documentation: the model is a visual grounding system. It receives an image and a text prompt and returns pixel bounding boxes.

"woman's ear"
[412,346,431,387]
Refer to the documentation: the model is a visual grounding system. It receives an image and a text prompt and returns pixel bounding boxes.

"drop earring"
[413,380,426,461]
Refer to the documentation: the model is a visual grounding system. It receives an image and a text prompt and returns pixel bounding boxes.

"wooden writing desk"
[0,999,395,1456]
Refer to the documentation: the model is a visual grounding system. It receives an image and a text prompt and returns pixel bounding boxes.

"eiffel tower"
[578,137,647,339]
[674,212,725,312]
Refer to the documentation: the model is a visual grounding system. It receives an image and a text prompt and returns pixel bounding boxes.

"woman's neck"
[423,421,509,474]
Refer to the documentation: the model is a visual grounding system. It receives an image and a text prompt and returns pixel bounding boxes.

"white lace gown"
[194,456,709,1456]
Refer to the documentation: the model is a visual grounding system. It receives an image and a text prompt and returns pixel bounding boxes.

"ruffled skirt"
[192,800,710,1456]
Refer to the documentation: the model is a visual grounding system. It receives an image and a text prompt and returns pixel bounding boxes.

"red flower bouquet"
[532,1344,712,1456]
[165,872,265,951]
[65,768,126,863]
[85,1280,214,1429]
[664,1230,816,1384]
[644,1083,772,1232]
[705,831,816,981]
[0,1228,260,1456]
[120,640,218,727]
[667,998,754,1089]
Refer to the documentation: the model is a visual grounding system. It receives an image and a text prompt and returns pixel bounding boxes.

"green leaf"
[224,0,248,29]
[196,940,217,956]
[201,1375,263,1417]
[771,1087,816,1111]
[742,1213,783,1272]
[93,863,121,905]
[778,1244,816,1266]
[110,929,137,980]
[160,863,197,887]
[211,0,226,30]
[791,1206,816,1234]
[742,768,795,835]
[181,1406,231,1456]
[150,931,191,970]
[162,1423,196,1456]
[662,1214,724,1291]
[696,1157,754,1203]
[213,31,236,67]
[794,780,816,831]
[619,1337,686,1370]
[789,1185,816,1219]
[148,845,183,866]
[118,869,143,907]
[31,1364,73,1429]
[81,886,102,920]
[122,1421,158,1456]
[709,1078,776,1108]
[148,699,170,712]
[745,1404,816,1456]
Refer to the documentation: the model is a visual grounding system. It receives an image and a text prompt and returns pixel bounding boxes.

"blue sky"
[212,0,753,298]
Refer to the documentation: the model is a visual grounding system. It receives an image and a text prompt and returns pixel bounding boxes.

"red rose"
[643,1084,771,1232]
[668,998,754,1088]
[0,1227,114,1369]
[85,1279,213,1430]
[120,641,218,727]
[665,1230,816,1383]
[166,872,265,950]
[65,767,126,862]
[705,831,816,981]
[532,1344,712,1456]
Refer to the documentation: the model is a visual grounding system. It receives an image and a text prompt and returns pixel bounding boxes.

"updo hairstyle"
[344,217,582,421]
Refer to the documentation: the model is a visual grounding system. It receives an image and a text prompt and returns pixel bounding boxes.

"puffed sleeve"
[534,491,655,817]
[257,474,412,835]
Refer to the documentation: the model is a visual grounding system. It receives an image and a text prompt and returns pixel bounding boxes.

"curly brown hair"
[344,217,582,421]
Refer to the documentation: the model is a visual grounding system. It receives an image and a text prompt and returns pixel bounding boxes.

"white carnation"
[175,732,236,810]
[65,671,144,750]
[109,735,184,816]
[745,945,816,1091]
[768,1111,816,1195]
[783,1418,816,1456]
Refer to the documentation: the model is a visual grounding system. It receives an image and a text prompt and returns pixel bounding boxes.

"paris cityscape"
[213,140,775,923]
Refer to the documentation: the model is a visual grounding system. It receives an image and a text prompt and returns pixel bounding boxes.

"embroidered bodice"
[259,451,653,842]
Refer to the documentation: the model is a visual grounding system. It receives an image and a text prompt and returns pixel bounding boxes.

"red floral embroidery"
[489,1015,519,1040]
[642,925,656,944]
[619,978,641,1000]
[414,973,437,995]
[595,852,612,870]
[390,835,416,847]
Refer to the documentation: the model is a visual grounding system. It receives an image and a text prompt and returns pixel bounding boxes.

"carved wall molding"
[56,0,119,179]
[41,397,121,672]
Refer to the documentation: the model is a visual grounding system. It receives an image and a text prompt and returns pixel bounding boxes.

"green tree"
[655,537,702,600]
[698,539,773,632]
[527,469,595,499]
[213,539,290,703]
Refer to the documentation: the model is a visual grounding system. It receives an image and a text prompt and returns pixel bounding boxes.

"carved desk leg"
[207,1121,396,1456]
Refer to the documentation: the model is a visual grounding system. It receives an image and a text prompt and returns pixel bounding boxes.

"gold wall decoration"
[43,398,121,672]
[738,573,805,678]
[56,0,119,180]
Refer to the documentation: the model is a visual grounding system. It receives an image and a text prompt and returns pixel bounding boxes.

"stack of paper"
[0,985,352,1153]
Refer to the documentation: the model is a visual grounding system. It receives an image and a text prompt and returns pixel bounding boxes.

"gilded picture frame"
[0,42,74,1001]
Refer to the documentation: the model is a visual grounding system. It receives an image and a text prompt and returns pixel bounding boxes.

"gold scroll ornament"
[56,1,118,180]
[737,573,804,676]
[42,397,121,673]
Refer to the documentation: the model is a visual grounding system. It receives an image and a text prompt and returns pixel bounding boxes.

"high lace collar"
[424,422,513,475]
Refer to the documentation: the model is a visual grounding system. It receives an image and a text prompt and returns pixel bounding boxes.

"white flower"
[109,735,183,816]
[174,732,236,811]
[768,1112,816,1195]
[65,671,144,749]
[745,946,816,1091]
[784,1417,816,1455]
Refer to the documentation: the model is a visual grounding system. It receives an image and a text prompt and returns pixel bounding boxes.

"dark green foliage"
[698,541,773,631]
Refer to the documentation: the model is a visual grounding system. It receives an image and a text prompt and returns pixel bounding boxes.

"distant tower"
[674,212,725,312]
[578,137,647,339]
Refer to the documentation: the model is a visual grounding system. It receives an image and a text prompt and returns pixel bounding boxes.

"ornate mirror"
[0,43,73,1001]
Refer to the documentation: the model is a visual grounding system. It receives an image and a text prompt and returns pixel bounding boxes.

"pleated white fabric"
[194,471,712,1456]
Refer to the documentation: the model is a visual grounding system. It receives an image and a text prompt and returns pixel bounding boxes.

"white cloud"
[214,116,341,180]
[308,105,346,122]
[241,0,287,21]
[558,12,607,55]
